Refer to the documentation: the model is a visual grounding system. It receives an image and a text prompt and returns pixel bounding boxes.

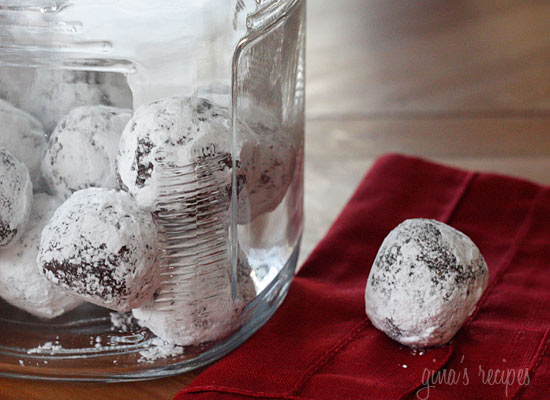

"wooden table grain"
[2,0,549,398]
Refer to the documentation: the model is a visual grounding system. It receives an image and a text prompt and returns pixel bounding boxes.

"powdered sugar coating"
[138,337,184,363]
[238,130,297,223]
[0,99,47,189]
[117,96,296,224]
[0,194,83,318]
[117,96,248,209]
[0,148,33,248]
[133,249,256,345]
[0,68,132,134]
[42,106,131,200]
[365,218,489,348]
[37,188,160,312]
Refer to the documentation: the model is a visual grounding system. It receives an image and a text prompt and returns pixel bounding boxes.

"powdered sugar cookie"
[0,148,32,248]
[133,248,256,345]
[117,96,296,224]
[38,188,160,312]
[0,194,83,318]
[365,218,488,348]
[0,68,132,134]
[237,130,296,223]
[42,106,131,200]
[0,99,47,189]
[117,96,244,209]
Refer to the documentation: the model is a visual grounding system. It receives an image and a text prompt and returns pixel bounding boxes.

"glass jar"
[0,0,305,380]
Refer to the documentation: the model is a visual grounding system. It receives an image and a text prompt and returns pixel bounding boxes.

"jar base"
[0,241,300,382]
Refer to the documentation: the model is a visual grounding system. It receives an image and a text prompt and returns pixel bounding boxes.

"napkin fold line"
[290,318,370,395]
[181,385,309,400]
[462,186,543,330]
[513,328,550,400]
[440,172,477,223]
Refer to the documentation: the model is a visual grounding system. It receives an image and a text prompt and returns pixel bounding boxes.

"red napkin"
[175,154,550,400]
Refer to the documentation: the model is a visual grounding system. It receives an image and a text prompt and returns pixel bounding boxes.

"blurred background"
[301,0,550,263]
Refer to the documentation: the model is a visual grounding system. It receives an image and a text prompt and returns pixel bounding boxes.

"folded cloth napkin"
[175,154,550,400]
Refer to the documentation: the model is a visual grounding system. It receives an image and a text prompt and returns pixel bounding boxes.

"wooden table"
[2,0,549,398]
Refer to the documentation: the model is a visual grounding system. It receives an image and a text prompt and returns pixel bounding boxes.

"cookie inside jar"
[0,0,305,379]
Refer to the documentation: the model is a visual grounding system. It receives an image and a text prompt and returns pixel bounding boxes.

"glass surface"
[0,0,305,380]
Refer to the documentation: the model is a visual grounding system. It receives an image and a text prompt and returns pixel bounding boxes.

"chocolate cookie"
[0,99,47,189]
[0,194,83,318]
[237,128,297,223]
[0,68,132,134]
[365,218,488,348]
[0,148,33,248]
[42,106,131,200]
[37,188,160,312]
[116,96,246,210]
[133,247,256,345]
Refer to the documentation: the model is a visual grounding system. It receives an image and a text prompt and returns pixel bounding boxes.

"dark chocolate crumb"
[135,138,155,188]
